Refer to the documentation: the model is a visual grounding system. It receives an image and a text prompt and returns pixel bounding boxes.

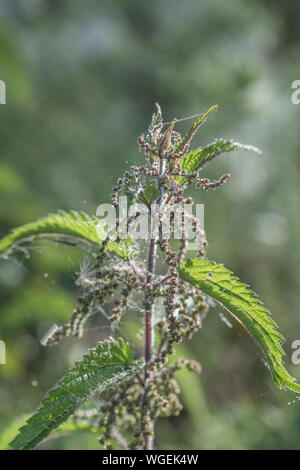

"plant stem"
[111,429,129,450]
[145,237,157,364]
[143,157,165,450]
[143,210,158,450]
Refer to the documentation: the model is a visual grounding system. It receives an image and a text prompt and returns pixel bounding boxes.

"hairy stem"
[143,157,166,450]
[143,209,158,450]
[145,237,157,364]
[111,429,129,450]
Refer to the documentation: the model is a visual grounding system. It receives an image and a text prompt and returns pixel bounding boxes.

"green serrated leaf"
[0,210,130,259]
[179,258,300,393]
[0,415,97,450]
[0,415,29,450]
[176,139,261,185]
[139,182,160,206]
[10,337,144,450]
[175,105,218,154]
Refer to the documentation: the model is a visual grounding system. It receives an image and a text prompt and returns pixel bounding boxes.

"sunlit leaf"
[0,210,130,259]
[179,258,300,393]
[177,139,261,184]
[175,105,218,154]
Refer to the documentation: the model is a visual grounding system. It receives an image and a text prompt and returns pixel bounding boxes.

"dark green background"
[1,0,300,449]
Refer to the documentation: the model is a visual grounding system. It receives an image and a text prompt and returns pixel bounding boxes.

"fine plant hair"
[1,104,300,451]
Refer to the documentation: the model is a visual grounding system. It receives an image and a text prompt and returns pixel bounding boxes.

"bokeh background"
[1,0,300,450]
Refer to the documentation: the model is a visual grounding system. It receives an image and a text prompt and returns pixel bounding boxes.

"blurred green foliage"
[1,0,300,449]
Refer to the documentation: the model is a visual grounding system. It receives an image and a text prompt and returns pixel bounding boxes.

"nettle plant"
[1,105,300,451]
